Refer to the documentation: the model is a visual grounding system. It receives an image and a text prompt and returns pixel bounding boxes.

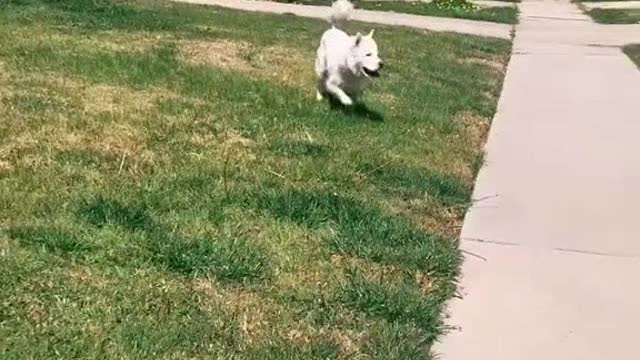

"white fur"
[315,0,383,106]
[329,0,353,26]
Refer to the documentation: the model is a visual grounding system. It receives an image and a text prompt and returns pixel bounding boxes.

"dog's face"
[352,30,384,78]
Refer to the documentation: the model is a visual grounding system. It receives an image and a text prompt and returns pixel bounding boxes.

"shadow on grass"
[255,188,458,354]
[7,226,94,258]
[360,163,472,206]
[328,97,385,122]
[255,188,459,276]
[72,196,270,283]
[6,194,268,284]
[340,268,446,344]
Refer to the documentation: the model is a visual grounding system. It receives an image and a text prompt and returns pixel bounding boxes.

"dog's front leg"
[316,77,327,101]
[325,78,353,106]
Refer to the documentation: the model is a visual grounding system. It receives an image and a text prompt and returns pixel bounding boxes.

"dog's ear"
[355,32,362,46]
[368,29,375,38]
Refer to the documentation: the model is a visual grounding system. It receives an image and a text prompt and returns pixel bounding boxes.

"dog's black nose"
[379,61,385,69]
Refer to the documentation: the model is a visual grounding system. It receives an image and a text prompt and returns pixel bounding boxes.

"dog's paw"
[341,97,353,106]
[316,91,324,101]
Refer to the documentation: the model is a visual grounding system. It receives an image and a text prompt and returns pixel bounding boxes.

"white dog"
[315,0,384,106]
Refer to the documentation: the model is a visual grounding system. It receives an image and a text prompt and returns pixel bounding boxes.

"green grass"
[623,44,640,68]
[273,0,519,24]
[587,8,640,23]
[0,0,510,358]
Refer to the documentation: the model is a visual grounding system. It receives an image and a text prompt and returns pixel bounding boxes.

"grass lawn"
[0,0,510,358]
[273,0,519,24]
[587,8,640,23]
[623,44,640,68]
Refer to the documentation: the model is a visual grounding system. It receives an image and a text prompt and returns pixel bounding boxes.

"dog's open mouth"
[362,67,380,78]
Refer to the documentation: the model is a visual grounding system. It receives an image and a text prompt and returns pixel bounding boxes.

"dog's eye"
[366,53,372,57]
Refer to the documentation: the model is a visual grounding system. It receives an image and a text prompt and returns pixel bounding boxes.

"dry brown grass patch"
[261,45,313,88]
[80,83,172,114]
[11,25,161,54]
[181,39,253,72]
[386,196,464,240]
[0,159,14,172]
[0,61,9,83]
[191,279,276,345]
[190,128,257,167]
[275,261,339,294]
[462,56,507,74]
[180,40,313,88]
[4,73,176,115]
[228,291,274,345]
[47,75,175,114]
[2,123,153,172]
[332,254,428,289]
[285,326,364,358]
[331,329,364,359]
[223,128,255,147]
[405,111,490,186]
[455,111,491,149]
[28,303,47,323]
[372,92,399,108]
[0,75,182,171]
[66,267,109,289]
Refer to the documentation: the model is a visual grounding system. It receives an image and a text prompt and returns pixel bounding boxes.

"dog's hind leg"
[316,76,327,101]
[315,49,328,101]
[325,77,352,106]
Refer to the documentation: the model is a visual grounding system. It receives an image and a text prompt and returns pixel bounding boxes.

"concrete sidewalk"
[175,0,513,39]
[436,0,640,359]
[473,0,517,7]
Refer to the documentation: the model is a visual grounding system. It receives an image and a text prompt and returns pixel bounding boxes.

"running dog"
[315,0,384,106]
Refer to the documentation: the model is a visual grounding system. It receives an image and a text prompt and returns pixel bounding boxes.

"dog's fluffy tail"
[329,0,353,29]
